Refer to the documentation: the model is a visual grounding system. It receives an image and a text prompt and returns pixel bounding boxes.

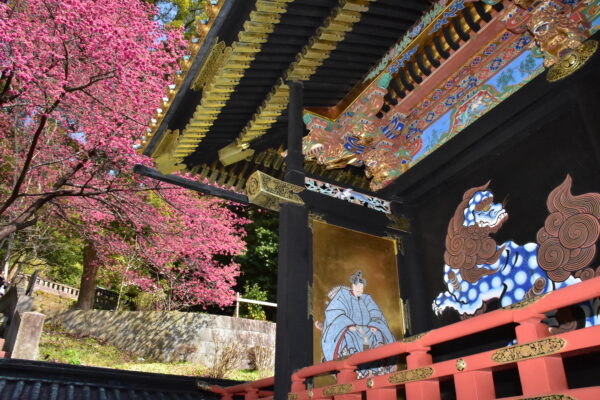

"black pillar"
[274,81,312,400]
[399,206,432,334]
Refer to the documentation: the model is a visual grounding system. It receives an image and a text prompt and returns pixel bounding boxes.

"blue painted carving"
[433,177,600,329]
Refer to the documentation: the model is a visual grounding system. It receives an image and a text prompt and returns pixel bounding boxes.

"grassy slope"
[39,324,259,380]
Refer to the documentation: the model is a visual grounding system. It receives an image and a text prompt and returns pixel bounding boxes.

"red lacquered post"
[454,369,495,400]
[405,348,440,400]
[515,315,567,395]
[366,387,397,400]
[244,388,259,400]
[334,367,361,400]
[290,375,305,394]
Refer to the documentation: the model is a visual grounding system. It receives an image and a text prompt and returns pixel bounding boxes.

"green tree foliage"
[0,221,83,287]
[43,231,84,287]
[234,208,279,302]
[240,282,268,321]
[149,0,210,34]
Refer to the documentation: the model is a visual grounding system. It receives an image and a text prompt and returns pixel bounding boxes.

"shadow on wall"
[50,311,275,368]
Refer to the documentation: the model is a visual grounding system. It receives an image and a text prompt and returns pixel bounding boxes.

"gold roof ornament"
[508,0,598,82]
[218,140,255,166]
[245,171,304,212]
[151,130,187,174]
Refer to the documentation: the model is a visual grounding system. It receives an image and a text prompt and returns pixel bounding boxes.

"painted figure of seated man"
[321,270,395,377]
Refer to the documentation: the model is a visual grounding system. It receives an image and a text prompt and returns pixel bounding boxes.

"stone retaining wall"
[51,310,275,367]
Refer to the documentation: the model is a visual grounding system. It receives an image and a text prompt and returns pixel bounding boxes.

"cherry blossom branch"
[0,98,61,217]
[30,152,83,170]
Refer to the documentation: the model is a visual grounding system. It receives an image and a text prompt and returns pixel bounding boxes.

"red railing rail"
[286,275,600,400]
[203,376,274,400]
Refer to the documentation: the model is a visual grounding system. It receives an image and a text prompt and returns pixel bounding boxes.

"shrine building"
[136,0,600,399]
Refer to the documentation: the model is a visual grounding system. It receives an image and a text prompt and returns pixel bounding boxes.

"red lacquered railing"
[202,376,274,400]
[286,276,600,400]
[210,277,600,400]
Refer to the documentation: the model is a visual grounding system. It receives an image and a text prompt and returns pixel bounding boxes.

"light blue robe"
[321,287,395,361]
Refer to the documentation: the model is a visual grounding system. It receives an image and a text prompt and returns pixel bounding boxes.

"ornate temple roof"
[141,0,600,197]
[143,0,443,193]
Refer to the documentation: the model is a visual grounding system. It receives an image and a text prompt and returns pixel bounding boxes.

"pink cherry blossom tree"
[74,190,248,311]
[0,0,248,309]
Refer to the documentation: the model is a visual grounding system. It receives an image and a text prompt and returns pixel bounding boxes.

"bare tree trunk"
[76,241,99,310]
[2,233,14,278]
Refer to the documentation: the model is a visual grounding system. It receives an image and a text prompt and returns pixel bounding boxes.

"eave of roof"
[142,0,433,180]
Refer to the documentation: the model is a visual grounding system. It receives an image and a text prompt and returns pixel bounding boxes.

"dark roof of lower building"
[0,359,240,400]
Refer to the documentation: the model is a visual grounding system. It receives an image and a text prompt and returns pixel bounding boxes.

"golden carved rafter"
[159,0,296,169]
[304,0,494,122]
[245,170,305,211]
[218,0,378,164]
[142,2,224,150]
[191,39,228,90]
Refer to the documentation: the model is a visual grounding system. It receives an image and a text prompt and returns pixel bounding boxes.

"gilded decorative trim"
[192,40,228,90]
[152,129,187,174]
[491,337,566,364]
[388,366,434,384]
[307,212,325,230]
[456,358,466,371]
[547,40,598,82]
[503,293,546,310]
[366,378,375,389]
[288,394,298,400]
[387,214,411,233]
[220,0,377,160]
[187,147,369,194]
[305,177,391,213]
[230,79,290,158]
[384,233,405,256]
[245,170,304,211]
[322,383,354,397]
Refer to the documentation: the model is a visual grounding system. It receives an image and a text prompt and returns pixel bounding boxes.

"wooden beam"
[133,165,249,204]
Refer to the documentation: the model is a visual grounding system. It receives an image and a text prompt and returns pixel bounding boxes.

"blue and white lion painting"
[433,176,600,329]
